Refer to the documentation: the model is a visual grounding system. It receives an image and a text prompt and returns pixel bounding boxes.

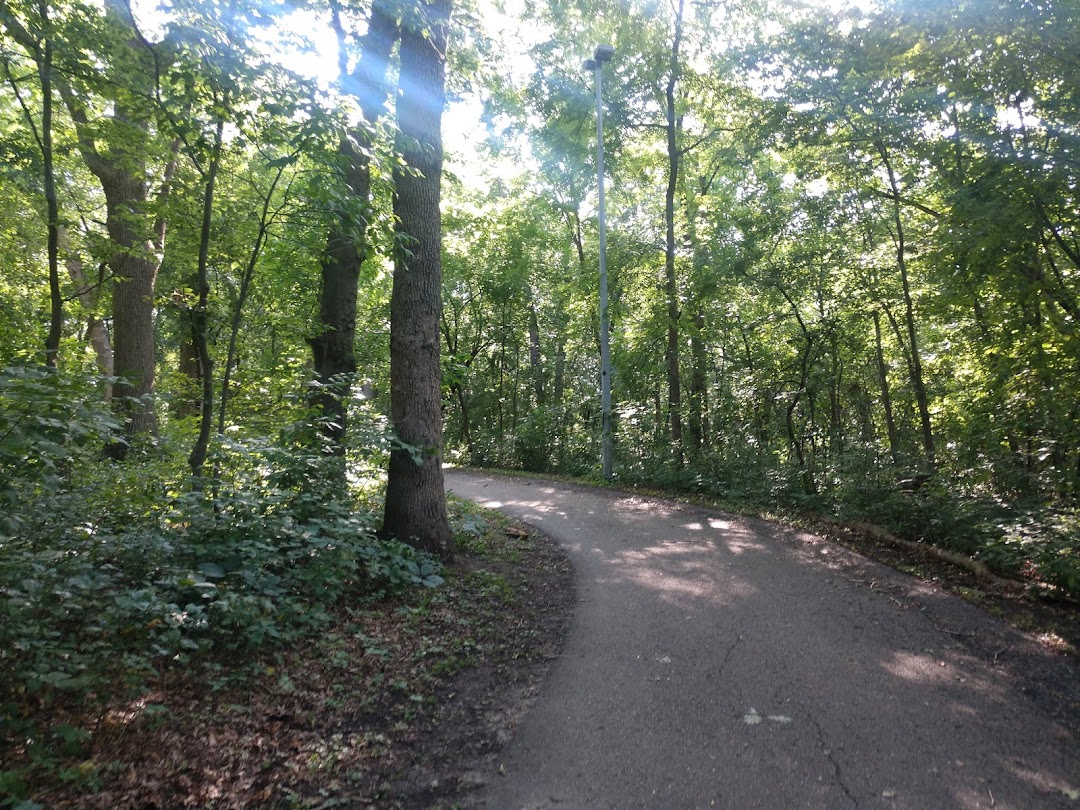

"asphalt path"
[445,470,1080,810]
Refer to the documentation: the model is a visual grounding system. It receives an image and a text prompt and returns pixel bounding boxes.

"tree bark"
[57,0,172,449]
[877,139,935,468]
[38,1,61,368]
[188,115,225,480]
[1,1,62,368]
[308,1,397,452]
[99,134,161,443]
[381,0,454,557]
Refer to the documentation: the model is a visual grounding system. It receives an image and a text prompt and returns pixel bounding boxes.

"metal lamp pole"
[584,44,614,479]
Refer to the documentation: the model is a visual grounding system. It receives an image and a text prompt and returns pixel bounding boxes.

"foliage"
[2,0,1080,796]
[0,382,442,802]
[431,0,1080,598]
[0,365,122,519]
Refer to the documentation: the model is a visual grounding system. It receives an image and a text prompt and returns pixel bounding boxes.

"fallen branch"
[812,515,1028,593]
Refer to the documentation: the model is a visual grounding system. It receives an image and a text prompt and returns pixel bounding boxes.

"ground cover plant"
[2,0,1079,802]
[1,444,573,808]
[0,367,458,807]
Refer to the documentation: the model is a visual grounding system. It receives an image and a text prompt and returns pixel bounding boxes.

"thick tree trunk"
[101,159,161,442]
[308,1,397,451]
[381,0,454,557]
[56,0,170,450]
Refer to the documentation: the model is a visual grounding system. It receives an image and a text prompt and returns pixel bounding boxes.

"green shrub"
[0,385,444,795]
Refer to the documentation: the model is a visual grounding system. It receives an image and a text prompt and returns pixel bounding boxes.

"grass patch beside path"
[6,498,574,810]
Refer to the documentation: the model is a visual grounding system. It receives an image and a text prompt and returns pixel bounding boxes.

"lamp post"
[584,43,614,479]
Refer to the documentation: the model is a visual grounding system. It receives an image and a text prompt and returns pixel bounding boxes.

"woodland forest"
[1,0,1079,801]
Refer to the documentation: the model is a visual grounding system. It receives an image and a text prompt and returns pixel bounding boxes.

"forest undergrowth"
[0,367,476,807]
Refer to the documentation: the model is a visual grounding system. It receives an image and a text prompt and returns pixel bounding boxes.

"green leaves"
[0,365,121,504]
[0,400,449,804]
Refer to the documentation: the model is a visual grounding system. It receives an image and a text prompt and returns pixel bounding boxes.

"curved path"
[445,470,1080,810]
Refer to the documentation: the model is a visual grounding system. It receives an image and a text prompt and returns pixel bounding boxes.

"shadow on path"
[447,471,1080,810]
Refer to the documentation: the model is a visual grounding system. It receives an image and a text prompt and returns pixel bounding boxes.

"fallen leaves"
[11,521,574,809]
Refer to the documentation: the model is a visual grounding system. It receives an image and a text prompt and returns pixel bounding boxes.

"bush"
[0,386,443,793]
[0,366,121,534]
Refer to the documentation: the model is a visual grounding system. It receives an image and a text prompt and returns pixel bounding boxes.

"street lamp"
[583,44,614,480]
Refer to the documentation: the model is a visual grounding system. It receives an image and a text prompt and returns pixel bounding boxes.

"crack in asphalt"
[447,471,1080,809]
[715,633,743,681]
[808,713,859,808]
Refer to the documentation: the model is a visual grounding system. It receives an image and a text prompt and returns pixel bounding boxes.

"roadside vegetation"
[0,395,571,808]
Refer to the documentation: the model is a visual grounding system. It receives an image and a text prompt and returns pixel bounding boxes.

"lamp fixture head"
[594,44,615,62]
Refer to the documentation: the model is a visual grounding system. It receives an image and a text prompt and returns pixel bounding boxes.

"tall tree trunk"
[100,142,161,443]
[1,2,62,367]
[308,1,397,452]
[54,0,173,450]
[381,0,453,557]
[877,139,935,468]
[663,0,686,465]
[188,115,225,480]
[38,2,60,368]
[779,284,816,494]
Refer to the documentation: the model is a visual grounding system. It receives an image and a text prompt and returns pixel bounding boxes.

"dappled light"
[880,650,970,689]
[448,472,1080,810]
[2,0,1080,803]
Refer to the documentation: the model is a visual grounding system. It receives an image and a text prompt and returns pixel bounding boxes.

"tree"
[65,0,176,446]
[381,0,454,556]
[308,0,397,454]
[0,1,62,367]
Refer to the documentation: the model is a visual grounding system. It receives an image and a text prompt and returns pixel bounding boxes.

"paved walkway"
[446,470,1080,809]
